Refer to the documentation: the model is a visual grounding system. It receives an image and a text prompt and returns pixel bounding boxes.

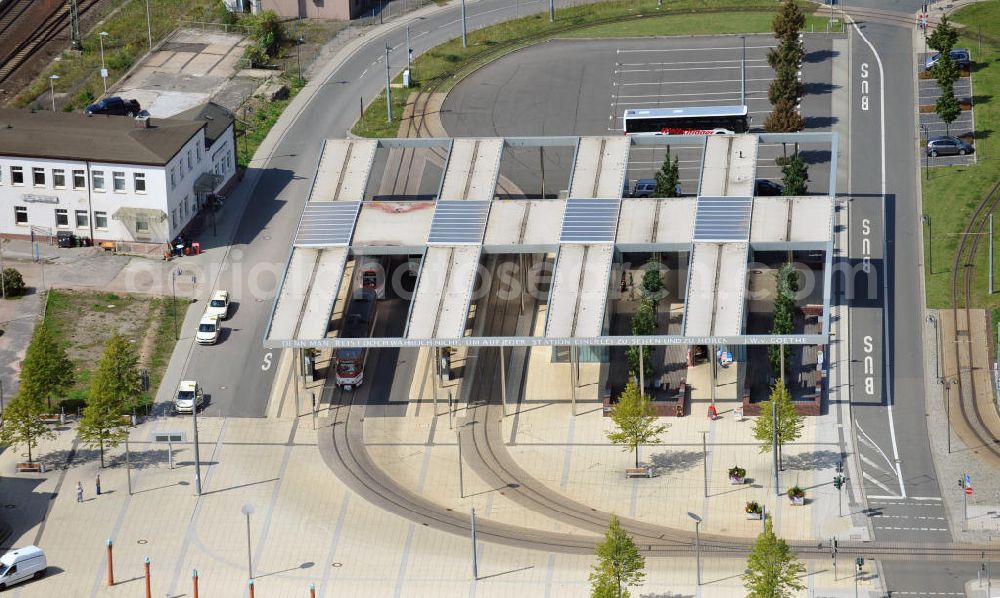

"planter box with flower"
[728,465,746,485]
[788,485,805,505]
[745,500,762,520]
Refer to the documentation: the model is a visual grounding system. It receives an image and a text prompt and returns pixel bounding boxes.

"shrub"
[1,268,26,297]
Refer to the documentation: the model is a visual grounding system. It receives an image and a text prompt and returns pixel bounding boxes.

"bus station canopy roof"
[265,133,838,349]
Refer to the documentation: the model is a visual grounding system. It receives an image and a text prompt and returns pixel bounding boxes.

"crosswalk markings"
[874,526,948,532]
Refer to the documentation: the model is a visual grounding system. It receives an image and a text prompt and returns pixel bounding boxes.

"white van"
[0,546,46,589]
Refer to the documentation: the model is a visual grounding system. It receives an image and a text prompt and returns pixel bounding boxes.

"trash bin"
[440,350,451,382]
[56,230,75,248]
[192,242,201,255]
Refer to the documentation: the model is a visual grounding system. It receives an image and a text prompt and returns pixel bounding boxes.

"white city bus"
[623,105,750,136]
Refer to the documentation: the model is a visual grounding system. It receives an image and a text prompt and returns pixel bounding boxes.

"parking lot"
[917,51,976,167]
[441,34,839,196]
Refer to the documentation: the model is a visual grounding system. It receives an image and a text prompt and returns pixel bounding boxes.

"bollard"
[193,568,199,598]
[144,557,151,598]
[106,539,114,586]
[249,578,255,598]
[310,582,316,597]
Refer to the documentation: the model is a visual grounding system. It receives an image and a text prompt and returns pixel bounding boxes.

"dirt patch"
[919,103,974,112]
[44,289,186,402]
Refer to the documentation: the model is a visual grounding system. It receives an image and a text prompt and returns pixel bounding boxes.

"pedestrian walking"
[95,475,101,496]
[76,482,83,503]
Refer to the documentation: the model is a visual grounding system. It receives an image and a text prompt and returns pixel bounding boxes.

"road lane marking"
[620,77,773,87]
[875,526,948,531]
[617,44,777,53]
[618,58,768,67]
[850,10,905,499]
[862,471,896,495]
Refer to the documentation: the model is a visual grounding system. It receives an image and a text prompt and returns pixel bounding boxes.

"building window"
[75,210,89,228]
[136,216,149,233]
[92,170,105,192]
[11,166,23,185]
[172,209,177,228]
[73,170,86,189]
[187,150,193,170]
[14,206,27,225]
[196,145,202,161]
[94,211,108,230]
[134,172,146,193]
[113,171,126,192]
[53,169,66,188]
[170,168,176,190]
[32,167,45,187]
[55,209,69,228]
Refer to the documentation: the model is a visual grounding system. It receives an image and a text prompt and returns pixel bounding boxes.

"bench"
[625,466,654,479]
[16,462,45,473]
[99,241,116,252]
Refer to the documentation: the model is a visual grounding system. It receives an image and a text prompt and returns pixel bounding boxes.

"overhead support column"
[570,345,578,416]
[500,345,508,417]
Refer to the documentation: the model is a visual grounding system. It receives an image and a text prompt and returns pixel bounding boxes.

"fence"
[175,19,251,34]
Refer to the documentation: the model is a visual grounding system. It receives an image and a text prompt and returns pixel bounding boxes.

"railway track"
[315,258,1000,562]
[947,179,1000,466]
[0,0,101,90]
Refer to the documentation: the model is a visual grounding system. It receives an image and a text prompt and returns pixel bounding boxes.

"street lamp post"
[384,44,392,124]
[921,124,931,178]
[460,0,467,47]
[171,268,181,340]
[922,213,933,274]
[49,75,59,111]
[241,503,255,580]
[944,377,955,454]
[144,0,152,49]
[928,314,940,379]
[192,395,202,496]
[687,512,702,586]
[99,32,109,94]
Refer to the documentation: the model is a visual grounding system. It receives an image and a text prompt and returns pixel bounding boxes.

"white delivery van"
[0,545,46,589]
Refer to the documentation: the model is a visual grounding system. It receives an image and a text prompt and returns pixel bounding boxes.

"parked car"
[632,178,657,198]
[925,48,971,71]
[85,96,141,116]
[196,314,220,345]
[755,179,784,196]
[926,135,974,157]
[0,546,46,590]
[175,380,204,414]
[205,290,230,319]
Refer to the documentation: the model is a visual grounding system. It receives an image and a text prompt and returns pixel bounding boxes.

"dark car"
[926,136,974,157]
[925,48,971,71]
[85,96,141,116]
[754,179,783,196]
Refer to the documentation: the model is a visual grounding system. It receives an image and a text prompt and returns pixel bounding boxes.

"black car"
[926,136,974,157]
[85,96,141,116]
[755,179,783,196]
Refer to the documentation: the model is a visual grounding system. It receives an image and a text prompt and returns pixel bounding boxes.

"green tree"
[927,15,959,54]
[18,324,75,411]
[935,88,962,136]
[751,380,803,470]
[77,395,129,468]
[653,148,680,198]
[931,54,959,91]
[89,332,142,414]
[0,268,26,297]
[772,0,806,44]
[742,518,806,598]
[781,153,809,195]
[768,263,798,377]
[626,300,656,380]
[0,394,54,464]
[608,381,667,468]
[639,260,665,307]
[767,38,804,71]
[79,332,141,467]
[768,66,803,107]
[589,515,645,598]
[764,99,806,133]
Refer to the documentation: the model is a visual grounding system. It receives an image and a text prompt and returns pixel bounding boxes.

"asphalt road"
[175,0,605,418]
[845,14,966,596]
[441,35,836,196]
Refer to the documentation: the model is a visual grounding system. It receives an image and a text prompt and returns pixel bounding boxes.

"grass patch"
[238,75,307,168]
[921,11,1000,308]
[12,0,234,111]
[562,12,843,37]
[353,0,820,137]
[43,289,189,413]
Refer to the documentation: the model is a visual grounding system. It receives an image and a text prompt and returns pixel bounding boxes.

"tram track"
[947,179,1000,467]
